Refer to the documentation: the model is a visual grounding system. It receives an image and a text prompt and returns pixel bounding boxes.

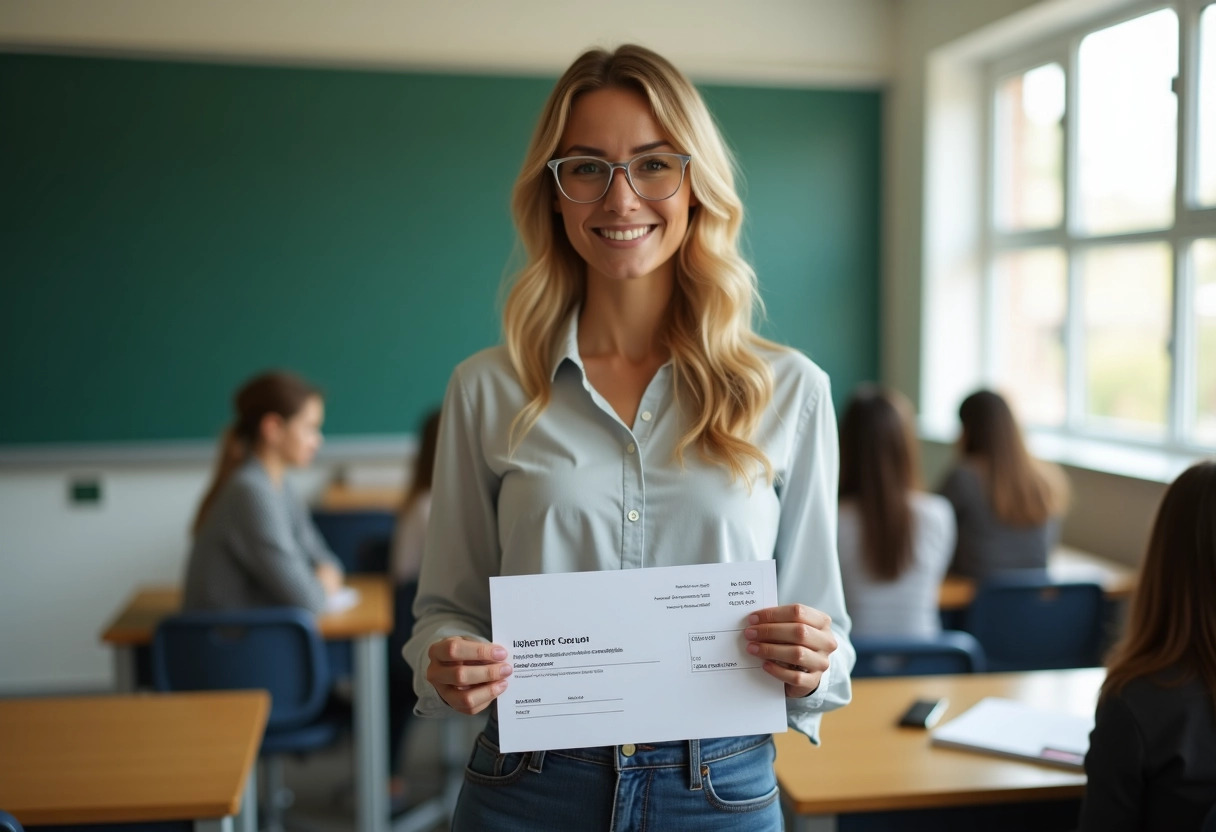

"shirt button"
[640,411,652,422]
[621,743,637,757]
[626,442,636,454]
[627,510,640,522]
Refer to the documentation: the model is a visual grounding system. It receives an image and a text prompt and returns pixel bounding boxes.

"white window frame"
[925,0,1216,479]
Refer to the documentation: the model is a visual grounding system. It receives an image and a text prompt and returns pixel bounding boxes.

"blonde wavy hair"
[503,44,777,483]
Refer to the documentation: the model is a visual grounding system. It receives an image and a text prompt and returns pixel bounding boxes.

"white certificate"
[489,560,787,753]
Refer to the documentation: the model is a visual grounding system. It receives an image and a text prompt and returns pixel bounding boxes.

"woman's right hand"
[426,636,513,715]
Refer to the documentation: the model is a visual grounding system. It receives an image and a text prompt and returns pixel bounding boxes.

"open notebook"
[930,697,1094,770]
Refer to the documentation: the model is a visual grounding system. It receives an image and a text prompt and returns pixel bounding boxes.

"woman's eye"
[638,156,671,171]
[572,160,607,176]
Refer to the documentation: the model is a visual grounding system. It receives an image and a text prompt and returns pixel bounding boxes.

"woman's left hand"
[744,604,837,698]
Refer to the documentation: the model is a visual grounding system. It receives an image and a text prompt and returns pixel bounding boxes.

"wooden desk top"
[100,573,393,646]
[775,667,1104,816]
[0,690,268,826]
[938,546,1137,611]
[319,483,403,512]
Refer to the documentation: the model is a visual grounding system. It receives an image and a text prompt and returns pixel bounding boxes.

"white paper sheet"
[324,586,360,614]
[489,560,787,753]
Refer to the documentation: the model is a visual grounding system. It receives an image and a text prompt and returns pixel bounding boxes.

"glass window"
[1081,243,1173,437]
[1076,10,1178,234]
[1198,5,1216,206]
[994,64,1065,230]
[992,248,1068,426]
[1195,239,1216,445]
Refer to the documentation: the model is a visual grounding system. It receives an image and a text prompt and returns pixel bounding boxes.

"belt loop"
[688,739,703,791]
[527,749,546,773]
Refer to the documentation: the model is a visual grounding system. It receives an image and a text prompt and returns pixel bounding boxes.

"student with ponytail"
[183,370,344,613]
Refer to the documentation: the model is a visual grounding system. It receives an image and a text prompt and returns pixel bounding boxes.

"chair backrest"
[310,509,396,572]
[152,607,329,731]
[963,573,1105,672]
[356,534,393,575]
[852,630,987,678]
[0,810,24,832]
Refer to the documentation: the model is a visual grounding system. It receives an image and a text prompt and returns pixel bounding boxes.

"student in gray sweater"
[184,370,343,613]
[937,389,1071,580]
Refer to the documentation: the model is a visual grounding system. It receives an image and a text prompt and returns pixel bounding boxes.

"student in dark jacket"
[1079,459,1216,831]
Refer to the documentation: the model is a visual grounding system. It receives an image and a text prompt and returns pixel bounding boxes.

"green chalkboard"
[0,54,880,446]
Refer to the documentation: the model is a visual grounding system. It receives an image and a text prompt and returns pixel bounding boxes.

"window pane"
[1195,239,1216,445]
[1081,243,1172,436]
[993,248,1067,425]
[1199,5,1216,206]
[1077,10,1178,234]
[994,64,1065,230]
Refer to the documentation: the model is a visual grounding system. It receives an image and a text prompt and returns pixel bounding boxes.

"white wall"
[0,0,893,694]
[0,456,405,694]
[0,0,894,87]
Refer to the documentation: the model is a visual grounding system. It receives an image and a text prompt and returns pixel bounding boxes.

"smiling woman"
[401,43,855,832]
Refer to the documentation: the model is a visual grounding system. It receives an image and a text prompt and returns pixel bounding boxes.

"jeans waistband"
[484,704,773,773]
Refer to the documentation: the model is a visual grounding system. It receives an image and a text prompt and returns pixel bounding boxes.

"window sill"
[919,422,1209,485]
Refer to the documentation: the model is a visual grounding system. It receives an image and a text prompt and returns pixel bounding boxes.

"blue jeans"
[452,708,783,831]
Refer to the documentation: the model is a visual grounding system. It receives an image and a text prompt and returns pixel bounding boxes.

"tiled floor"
[276,712,485,832]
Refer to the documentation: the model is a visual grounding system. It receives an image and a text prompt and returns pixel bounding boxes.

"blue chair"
[0,810,24,832]
[852,631,986,678]
[963,573,1105,672]
[152,607,343,832]
[310,510,396,573]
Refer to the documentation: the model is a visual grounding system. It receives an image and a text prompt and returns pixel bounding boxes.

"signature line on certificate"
[518,710,626,720]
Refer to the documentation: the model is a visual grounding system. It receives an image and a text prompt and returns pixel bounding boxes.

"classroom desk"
[0,690,267,832]
[320,482,403,511]
[100,575,393,832]
[937,546,1136,611]
[774,667,1103,832]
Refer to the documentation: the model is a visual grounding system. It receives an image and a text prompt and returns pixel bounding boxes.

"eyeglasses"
[546,152,692,204]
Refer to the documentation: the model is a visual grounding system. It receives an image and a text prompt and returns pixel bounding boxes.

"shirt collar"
[549,310,584,381]
[546,308,678,382]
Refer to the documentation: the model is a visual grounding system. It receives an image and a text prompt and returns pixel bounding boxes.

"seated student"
[385,406,440,805]
[1079,459,1216,831]
[184,369,344,613]
[390,407,440,589]
[937,389,1070,580]
[837,385,955,639]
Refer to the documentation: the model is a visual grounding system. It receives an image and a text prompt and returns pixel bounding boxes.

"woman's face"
[266,395,325,468]
[553,86,696,286]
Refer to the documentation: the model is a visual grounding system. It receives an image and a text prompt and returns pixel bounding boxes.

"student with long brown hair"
[389,407,441,588]
[837,385,955,638]
[937,389,1071,579]
[183,370,344,613]
[402,43,852,830]
[1079,459,1216,831]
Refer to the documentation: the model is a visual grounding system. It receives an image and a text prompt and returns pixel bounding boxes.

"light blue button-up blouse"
[403,315,854,744]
